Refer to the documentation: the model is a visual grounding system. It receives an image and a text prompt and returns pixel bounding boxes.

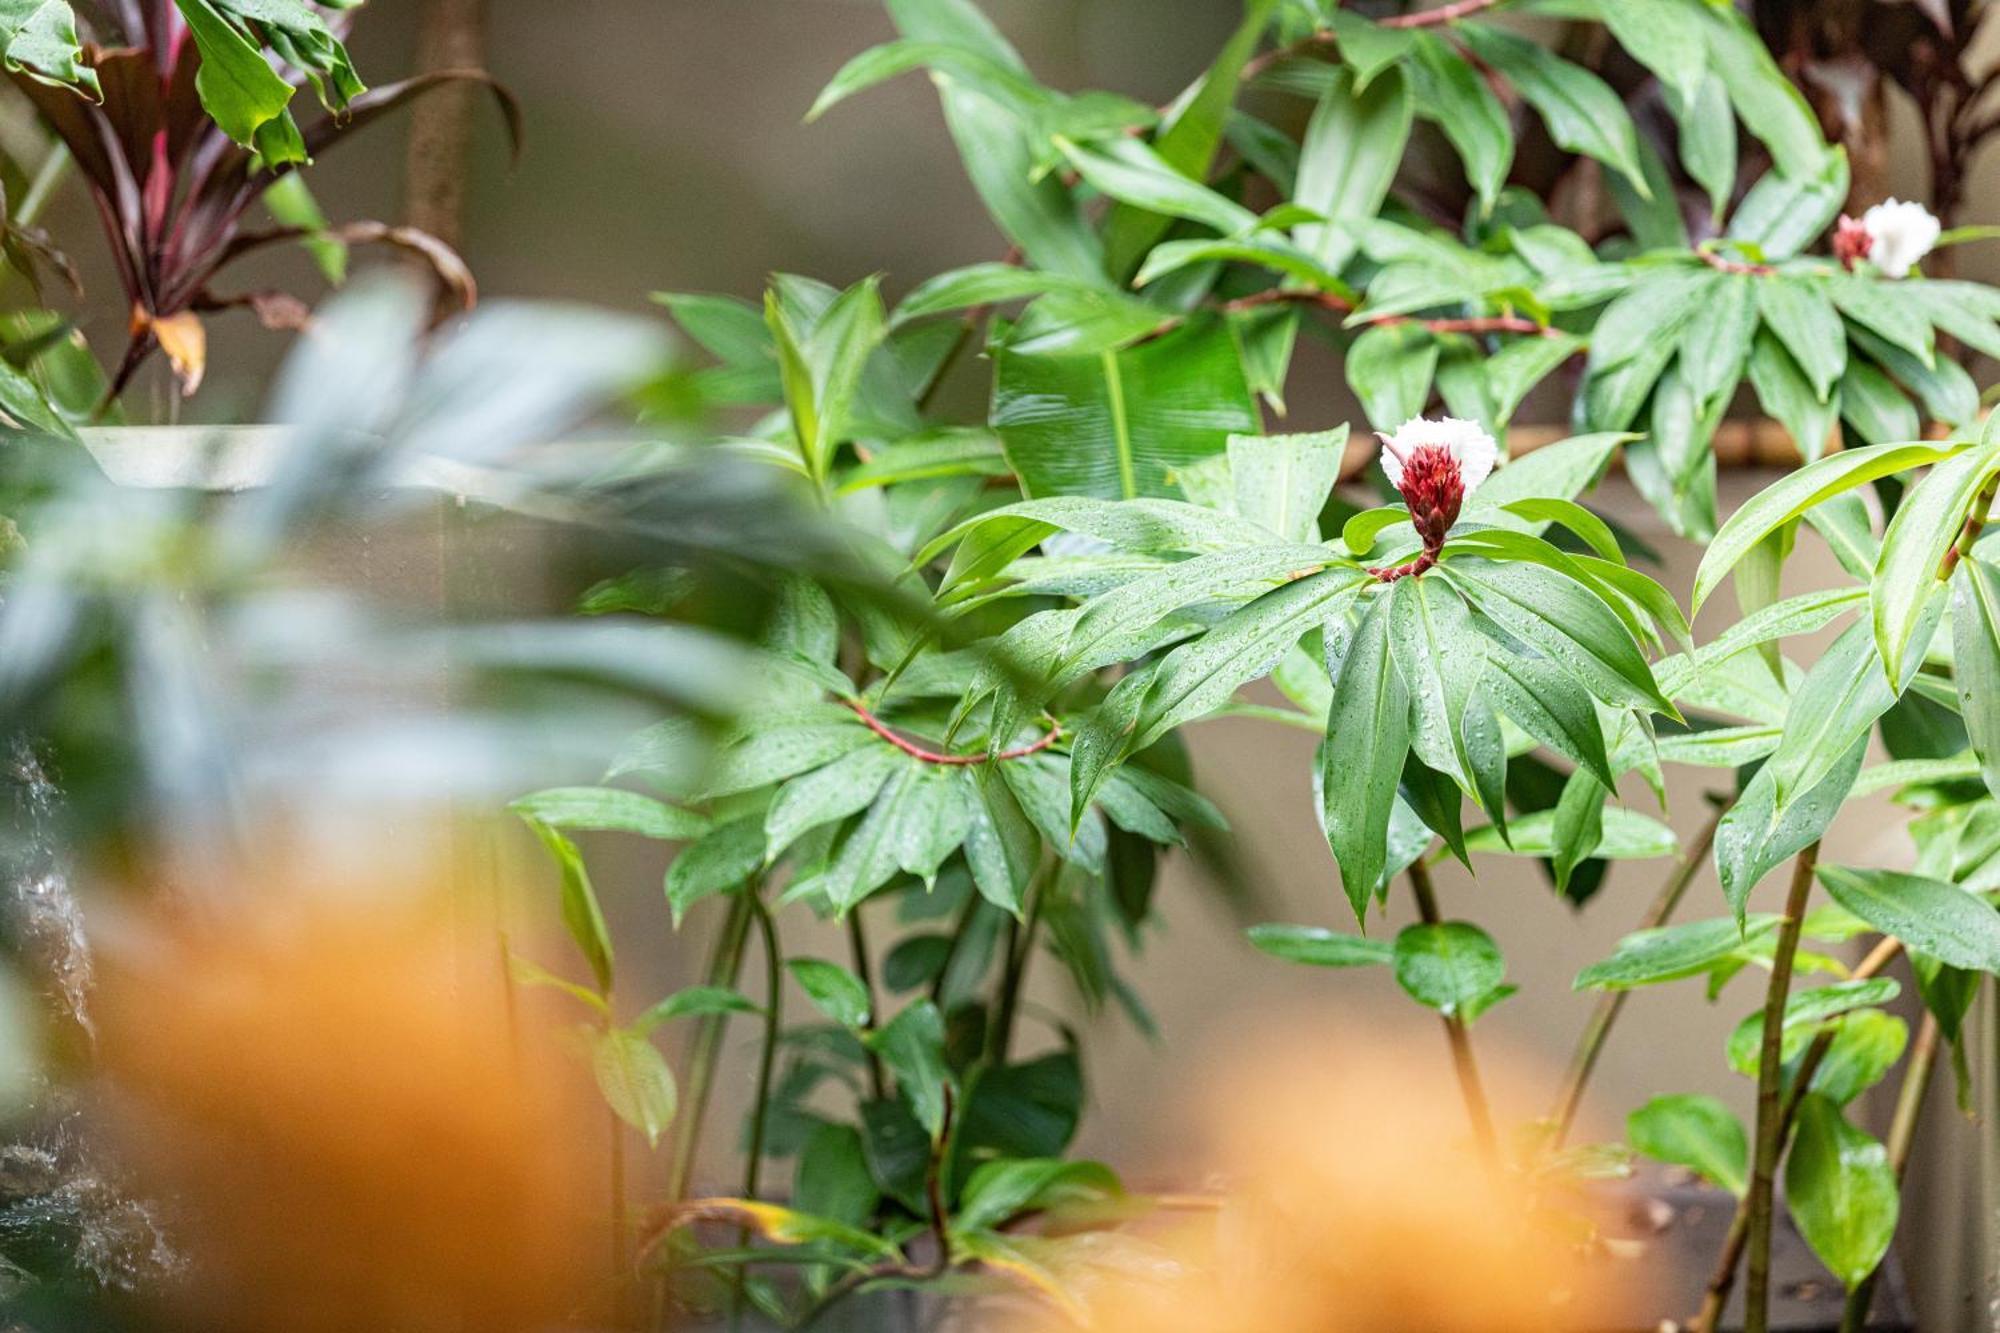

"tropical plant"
[0,0,515,408]
[487,2,2000,1331]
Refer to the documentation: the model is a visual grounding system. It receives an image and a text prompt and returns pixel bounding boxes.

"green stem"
[1548,800,1725,1147]
[1837,1012,1941,1333]
[848,905,888,1100]
[1743,841,1822,1333]
[17,143,68,231]
[988,861,1049,1065]
[666,893,756,1202]
[728,893,783,1333]
[1406,858,1498,1162]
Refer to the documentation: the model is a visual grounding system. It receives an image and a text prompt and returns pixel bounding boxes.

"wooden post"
[403,0,490,255]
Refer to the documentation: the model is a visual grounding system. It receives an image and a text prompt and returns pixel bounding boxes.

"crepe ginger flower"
[1859,198,1941,278]
[1376,417,1498,577]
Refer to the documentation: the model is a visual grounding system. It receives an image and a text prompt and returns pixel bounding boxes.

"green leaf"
[634,985,761,1031]
[1469,432,1626,512]
[1786,1096,1898,1289]
[1829,275,1935,369]
[1954,557,2000,802]
[1586,268,1716,378]
[954,1158,1120,1232]
[1441,560,1673,715]
[1576,915,1784,991]
[1748,332,1840,465]
[1669,73,1737,220]
[764,746,907,863]
[1225,428,1349,542]
[1728,152,1850,261]
[1328,10,1416,91]
[593,1027,677,1147]
[1724,979,1902,1076]
[892,264,1100,324]
[992,321,1257,500]
[1346,322,1438,433]
[509,786,708,840]
[819,762,974,909]
[1839,360,1921,446]
[1875,440,2000,684]
[787,958,873,1029]
[1321,592,1409,921]
[524,821,614,992]
[794,1123,880,1233]
[1293,65,1413,272]
[934,79,1105,282]
[1246,923,1394,968]
[1757,278,1846,402]
[1811,1009,1909,1106]
[1629,1094,1748,1196]
[1483,332,1586,427]
[1467,805,1675,862]
[962,767,1039,915]
[175,0,302,162]
[806,38,1042,123]
[1817,865,2000,974]
[1761,619,1897,817]
[1598,0,1707,103]
[664,816,764,927]
[1693,439,1965,613]
[1701,5,1829,181]
[506,951,609,1013]
[868,999,951,1138]
[1717,741,1865,920]
[1392,921,1505,1017]
[1057,137,1256,236]
[1459,25,1646,194]
[0,0,95,94]
[1550,770,1606,895]
[1481,642,1614,787]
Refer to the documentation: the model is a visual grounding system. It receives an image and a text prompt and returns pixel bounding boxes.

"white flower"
[1378,416,1499,494]
[1861,198,1941,279]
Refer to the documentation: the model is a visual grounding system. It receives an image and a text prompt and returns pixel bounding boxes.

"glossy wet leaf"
[787,958,873,1029]
[1576,915,1783,991]
[869,999,952,1138]
[1392,921,1505,1017]
[1786,1095,1898,1289]
[1628,1094,1748,1196]
[1817,865,2000,974]
[1246,923,1393,969]
[1321,592,1408,921]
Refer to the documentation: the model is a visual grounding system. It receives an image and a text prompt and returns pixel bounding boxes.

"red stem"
[1380,0,1504,28]
[843,699,1060,766]
[1204,288,1554,339]
[1698,247,1774,277]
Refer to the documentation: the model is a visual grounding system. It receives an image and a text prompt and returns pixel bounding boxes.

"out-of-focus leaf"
[1575,915,1783,991]
[593,1026,677,1147]
[1629,1094,1748,1196]
[1246,923,1393,968]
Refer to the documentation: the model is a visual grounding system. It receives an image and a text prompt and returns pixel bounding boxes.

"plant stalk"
[1837,1012,1941,1333]
[729,893,784,1333]
[665,892,756,1202]
[1548,801,1725,1146]
[1941,474,1999,579]
[1689,933,1906,1332]
[1743,841,1822,1333]
[1406,859,1499,1162]
[988,860,1049,1065]
[848,905,888,1099]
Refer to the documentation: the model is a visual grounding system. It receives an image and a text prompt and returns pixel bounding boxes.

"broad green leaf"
[788,958,873,1028]
[1346,322,1437,432]
[1810,1008,1909,1106]
[1629,1094,1748,1196]
[1757,277,1845,402]
[1763,620,1897,817]
[1716,739,1864,920]
[892,264,1100,324]
[1440,560,1673,715]
[1101,0,1276,276]
[1669,73,1736,220]
[593,1027,677,1147]
[1057,137,1256,237]
[806,38,1043,123]
[1,1,96,94]
[1459,24,1646,193]
[1246,923,1394,968]
[794,1123,881,1233]
[1292,65,1413,272]
[1586,268,1715,375]
[1551,769,1606,895]
[176,0,303,162]
[1655,724,1783,768]
[525,821,614,992]
[1748,332,1840,466]
[1576,915,1783,991]
[1467,805,1675,862]
[1692,439,1964,613]
[1786,1096,1898,1289]
[934,79,1104,281]
[1134,234,1346,291]
[1467,432,1625,512]
[1597,0,1707,103]
[506,952,608,1012]
[509,786,708,840]
[1388,576,1488,793]
[954,1158,1120,1232]
[961,767,1039,915]
[1392,920,1505,1017]
[1728,151,1850,260]
[1953,557,2000,801]
[1701,5,1829,180]
[1328,10,1416,91]
[634,985,761,1031]
[1225,428,1348,542]
[868,999,951,1138]
[1839,360,1921,447]
[992,321,1257,500]
[1817,865,2000,974]
[1321,592,1409,921]
[1829,275,1935,369]
[1874,441,2000,684]
[1481,642,1614,787]
[1483,332,1586,426]
[819,762,974,909]
[1724,978,1902,1076]
[1674,274,1757,414]
[665,816,765,926]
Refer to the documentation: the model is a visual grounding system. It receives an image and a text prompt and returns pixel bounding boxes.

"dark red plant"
[11,1,519,402]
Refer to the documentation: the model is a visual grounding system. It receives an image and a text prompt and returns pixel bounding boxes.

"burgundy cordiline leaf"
[11,13,518,405]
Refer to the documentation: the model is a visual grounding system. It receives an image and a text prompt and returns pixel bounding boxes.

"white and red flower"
[1378,416,1498,557]
[1858,198,1941,279]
